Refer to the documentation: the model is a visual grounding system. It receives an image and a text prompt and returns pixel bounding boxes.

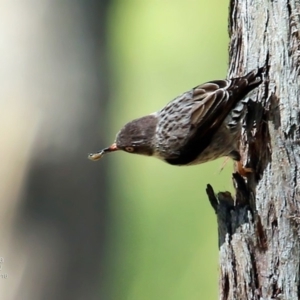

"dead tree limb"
[207,1,300,299]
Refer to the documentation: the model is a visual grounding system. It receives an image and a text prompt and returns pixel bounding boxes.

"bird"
[88,67,264,175]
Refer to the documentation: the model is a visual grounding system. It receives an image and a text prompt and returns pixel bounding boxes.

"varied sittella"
[89,68,264,175]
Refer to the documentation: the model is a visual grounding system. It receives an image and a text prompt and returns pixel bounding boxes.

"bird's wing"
[190,80,231,131]
[158,68,263,163]
[157,80,233,158]
[189,70,261,138]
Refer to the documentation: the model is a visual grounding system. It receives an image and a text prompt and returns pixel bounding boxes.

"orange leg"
[236,161,253,177]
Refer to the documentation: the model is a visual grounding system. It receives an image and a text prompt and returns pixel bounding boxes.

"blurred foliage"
[104,1,231,299]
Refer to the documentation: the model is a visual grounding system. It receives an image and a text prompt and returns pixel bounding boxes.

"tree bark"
[207,1,300,299]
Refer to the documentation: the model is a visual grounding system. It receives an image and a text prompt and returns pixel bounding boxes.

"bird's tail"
[230,66,265,98]
[225,67,265,132]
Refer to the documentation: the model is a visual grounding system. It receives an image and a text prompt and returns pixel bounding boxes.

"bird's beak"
[88,142,119,161]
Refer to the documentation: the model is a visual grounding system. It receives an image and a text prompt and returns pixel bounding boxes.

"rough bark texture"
[207,1,300,299]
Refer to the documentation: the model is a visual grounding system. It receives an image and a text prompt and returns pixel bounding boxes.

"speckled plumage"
[88,68,264,166]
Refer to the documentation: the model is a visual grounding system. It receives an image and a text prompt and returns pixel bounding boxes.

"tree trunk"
[207,1,300,299]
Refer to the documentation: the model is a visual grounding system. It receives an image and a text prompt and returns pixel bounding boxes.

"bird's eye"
[125,146,135,152]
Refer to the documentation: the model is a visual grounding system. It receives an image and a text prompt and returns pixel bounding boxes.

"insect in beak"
[88,143,119,161]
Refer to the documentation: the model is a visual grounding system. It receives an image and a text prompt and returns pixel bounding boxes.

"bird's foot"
[236,161,253,177]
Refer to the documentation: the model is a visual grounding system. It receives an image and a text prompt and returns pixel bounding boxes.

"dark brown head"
[88,114,158,161]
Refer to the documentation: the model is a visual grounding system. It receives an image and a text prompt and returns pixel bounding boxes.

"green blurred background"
[0,1,231,299]
[105,1,230,299]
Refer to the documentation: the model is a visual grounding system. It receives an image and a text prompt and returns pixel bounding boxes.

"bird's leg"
[235,160,253,177]
[229,151,253,177]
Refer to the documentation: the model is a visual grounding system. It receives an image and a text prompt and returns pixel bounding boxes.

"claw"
[236,161,253,177]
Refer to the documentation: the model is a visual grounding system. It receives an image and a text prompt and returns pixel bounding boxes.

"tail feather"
[226,66,265,132]
[229,66,265,99]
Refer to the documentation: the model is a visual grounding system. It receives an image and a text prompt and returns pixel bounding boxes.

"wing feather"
[157,68,264,164]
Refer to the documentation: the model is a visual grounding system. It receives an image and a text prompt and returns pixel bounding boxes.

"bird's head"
[88,114,158,161]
